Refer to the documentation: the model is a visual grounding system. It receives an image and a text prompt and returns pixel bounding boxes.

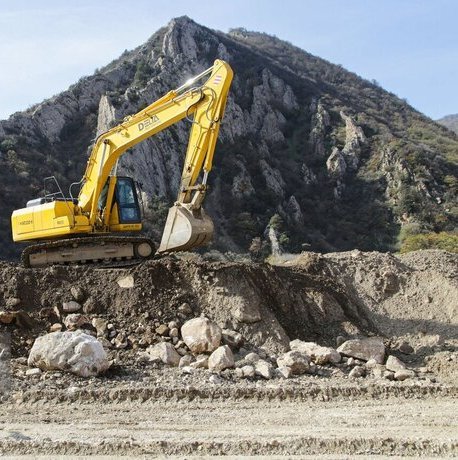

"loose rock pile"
[25,312,417,383]
[1,249,456,385]
[3,303,435,383]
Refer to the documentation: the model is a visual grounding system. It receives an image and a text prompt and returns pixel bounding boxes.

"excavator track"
[21,236,156,268]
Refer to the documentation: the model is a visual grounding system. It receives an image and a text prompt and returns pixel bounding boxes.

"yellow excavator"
[11,60,233,267]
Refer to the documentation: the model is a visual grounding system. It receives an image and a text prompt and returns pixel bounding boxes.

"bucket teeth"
[158,205,214,253]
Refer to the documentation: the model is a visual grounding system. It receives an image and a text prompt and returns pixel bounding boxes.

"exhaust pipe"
[158,204,214,253]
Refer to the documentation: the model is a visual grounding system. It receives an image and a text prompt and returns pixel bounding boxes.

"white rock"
[25,368,42,377]
[277,351,309,375]
[394,369,415,381]
[181,317,222,353]
[235,367,244,378]
[222,329,243,349]
[276,366,292,379]
[181,366,194,375]
[290,340,341,364]
[209,374,223,384]
[254,359,274,379]
[178,355,193,368]
[365,358,378,369]
[117,275,134,288]
[208,345,235,372]
[385,355,407,372]
[348,365,365,379]
[337,337,385,364]
[169,327,179,338]
[189,355,209,369]
[241,365,255,378]
[28,331,109,377]
[244,352,261,363]
[147,342,180,366]
[49,323,63,332]
[62,301,81,313]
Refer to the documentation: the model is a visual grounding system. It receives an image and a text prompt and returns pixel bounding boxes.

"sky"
[0,0,457,120]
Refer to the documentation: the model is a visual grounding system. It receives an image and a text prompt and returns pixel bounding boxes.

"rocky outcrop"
[340,111,366,170]
[96,95,116,136]
[309,100,330,157]
[326,147,346,179]
[260,159,285,197]
[232,160,255,198]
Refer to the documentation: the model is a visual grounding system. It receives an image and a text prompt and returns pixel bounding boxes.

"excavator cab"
[98,176,142,231]
[114,177,141,224]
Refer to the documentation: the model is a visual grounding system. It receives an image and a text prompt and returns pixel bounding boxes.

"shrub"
[134,60,152,87]
[0,138,16,153]
[399,232,458,253]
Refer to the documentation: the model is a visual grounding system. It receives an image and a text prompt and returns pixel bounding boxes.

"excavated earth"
[0,249,457,458]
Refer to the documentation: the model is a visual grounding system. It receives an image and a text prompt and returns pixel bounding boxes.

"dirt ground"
[1,394,457,457]
[0,249,457,457]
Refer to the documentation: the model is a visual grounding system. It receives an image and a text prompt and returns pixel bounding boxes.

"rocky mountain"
[437,114,458,134]
[0,16,457,260]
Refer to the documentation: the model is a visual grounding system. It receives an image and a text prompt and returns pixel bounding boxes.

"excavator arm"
[78,59,233,251]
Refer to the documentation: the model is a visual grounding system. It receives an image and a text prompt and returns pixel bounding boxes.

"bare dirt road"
[1,391,457,457]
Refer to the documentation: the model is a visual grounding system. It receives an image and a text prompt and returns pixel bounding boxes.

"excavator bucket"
[158,204,214,253]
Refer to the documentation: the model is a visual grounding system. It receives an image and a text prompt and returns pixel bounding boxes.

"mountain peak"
[167,15,197,29]
[437,114,458,135]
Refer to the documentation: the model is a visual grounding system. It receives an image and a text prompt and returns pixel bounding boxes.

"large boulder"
[208,345,235,372]
[277,351,309,375]
[290,340,341,365]
[254,359,274,379]
[385,355,407,372]
[28,331,109,377]
[181,317,222,354]
[147,342,180,366]
[337,337,385,364]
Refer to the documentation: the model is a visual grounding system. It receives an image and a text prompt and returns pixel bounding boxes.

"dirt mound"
[0,256,374,356]
[0,249,456,382]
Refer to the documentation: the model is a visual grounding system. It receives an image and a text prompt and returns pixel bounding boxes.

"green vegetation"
[400,232,458,253]
[134,60,153,87]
